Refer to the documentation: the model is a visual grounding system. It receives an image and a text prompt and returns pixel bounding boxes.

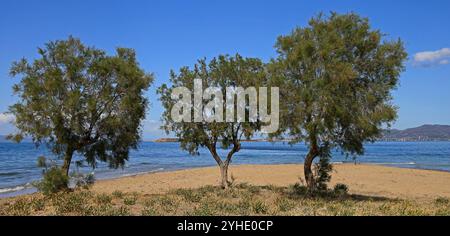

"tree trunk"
[219,162,230,189]
[208,141,239,189]
[208,144,230,189]
[304,151,316,190]
[61,148,74,177]
[304,142,319,191]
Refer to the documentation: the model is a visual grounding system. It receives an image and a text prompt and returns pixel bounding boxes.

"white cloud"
[0,113,16,135]
[413,48,450,67]
[0,113,15,124]
[439,59,449,65]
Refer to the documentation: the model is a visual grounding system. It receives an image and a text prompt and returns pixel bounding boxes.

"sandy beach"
[93,164,450,200]
[2,164,450,216]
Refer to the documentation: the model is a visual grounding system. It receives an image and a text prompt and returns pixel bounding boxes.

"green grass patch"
[1,184,449,216]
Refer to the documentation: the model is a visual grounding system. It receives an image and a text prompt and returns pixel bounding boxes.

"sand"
[92,164,450,200]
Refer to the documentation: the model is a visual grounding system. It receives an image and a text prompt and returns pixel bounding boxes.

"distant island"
[0,135,32,143]
[381,125,450,141]
[153,138,179,143]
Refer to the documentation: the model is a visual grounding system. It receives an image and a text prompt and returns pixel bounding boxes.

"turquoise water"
[0,141,449,197]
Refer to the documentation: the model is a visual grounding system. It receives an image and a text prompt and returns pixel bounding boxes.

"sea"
[1,141,449,197]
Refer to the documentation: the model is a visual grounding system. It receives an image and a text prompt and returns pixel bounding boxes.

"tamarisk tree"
[8,37,153,179]
[158,54,268,189]
[269,13,407,191]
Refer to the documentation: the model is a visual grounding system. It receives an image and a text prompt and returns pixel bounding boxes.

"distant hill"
[382,125,450,141]
[153,138,179,143]
[0,135,32,143]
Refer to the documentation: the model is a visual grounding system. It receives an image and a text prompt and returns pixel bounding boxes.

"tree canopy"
[269,13,408,190]
[158,54,267,188]
[8,37,153,176]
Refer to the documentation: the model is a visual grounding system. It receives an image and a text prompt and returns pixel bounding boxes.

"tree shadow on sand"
[282,183,397,203]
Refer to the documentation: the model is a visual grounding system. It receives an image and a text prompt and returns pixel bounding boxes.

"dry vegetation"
[1,183,449,216]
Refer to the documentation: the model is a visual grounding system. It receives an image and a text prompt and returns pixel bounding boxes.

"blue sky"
[1,0,450,139]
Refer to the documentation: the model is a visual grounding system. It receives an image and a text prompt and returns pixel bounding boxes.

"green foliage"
[277,198,296,212]
[172,188,203,203]
[51,191,93,215]
[244,184,261,195]
[34,167,69,195]
[252,200,269,214]
[1,185,449,216]
[333,184,349,196]
[313,147,333,190]
[3,199,33,216]
[30,197,45,211]
[35,156,95,193]
[158,54,266,154]
[123,195,137,206]
[141,206,157,216]
[145,195,176,213]
[435,197,450,205]
[37,156,47,168]
[290,181,349,198]
[8,36,153,179]
[269,12,408,189]
[158,54,267,187]
[290,183,308,196]
[109,206,131,216]
[191,203,216,216]
[95,193,112,205]
[72,172,96,190]
[112,190,124,199]
[112,190,124,198]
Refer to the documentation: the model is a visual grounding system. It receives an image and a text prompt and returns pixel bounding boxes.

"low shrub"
[95,193,112,205]
[290,183,308,196]
[123,195,137,206]
[112,190,124,199]
[252,200,268,214]
[34,167,69,195]
[435,197,450,205]
[333,183,349,197]
[277,198,296,212]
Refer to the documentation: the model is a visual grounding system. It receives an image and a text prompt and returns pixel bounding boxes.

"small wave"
[0,183,33,194]
[0,172,22,177]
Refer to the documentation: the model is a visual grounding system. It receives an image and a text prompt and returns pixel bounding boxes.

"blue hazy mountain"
[383,125,450,141]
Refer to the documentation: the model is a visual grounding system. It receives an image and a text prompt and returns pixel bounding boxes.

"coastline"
[2,141,450,199]
[2,164,450,216]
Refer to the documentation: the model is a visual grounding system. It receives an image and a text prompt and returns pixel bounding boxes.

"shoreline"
[2,141,450,199]
[3,164,450,216]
